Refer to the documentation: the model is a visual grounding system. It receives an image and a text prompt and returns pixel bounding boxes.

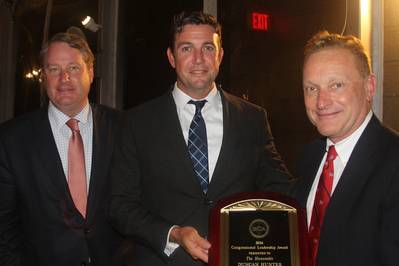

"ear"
[365,74,376,102]
[41,71,47,85]
[218,47,224,64]
[89,66,94,84]
[167,48,176,69]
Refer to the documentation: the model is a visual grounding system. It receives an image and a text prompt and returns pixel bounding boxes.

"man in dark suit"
[295,31,399,265]
[108,11,292,266]
[0,32,129,265]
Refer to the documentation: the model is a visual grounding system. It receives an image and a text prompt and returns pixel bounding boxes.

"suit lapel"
[296,139,326,207]
[207,90,238,197]
[326,116,382,220]
[160,92,204,194]
[31,108,74,207]
[86,105,107,221]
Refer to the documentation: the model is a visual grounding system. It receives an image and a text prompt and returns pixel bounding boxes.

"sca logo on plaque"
[249,219,270,239]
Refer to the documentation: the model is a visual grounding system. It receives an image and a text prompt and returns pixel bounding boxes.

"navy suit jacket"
[0,104,131,266]
[294,115,399,266]
[109,89,292,266]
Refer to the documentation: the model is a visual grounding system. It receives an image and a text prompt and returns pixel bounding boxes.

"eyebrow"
[303,81,318,87]
[176,41,193,48]
[176,41,216,47]
[46,62,82,66]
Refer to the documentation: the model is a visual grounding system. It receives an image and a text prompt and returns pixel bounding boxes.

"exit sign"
[251,12,270,31]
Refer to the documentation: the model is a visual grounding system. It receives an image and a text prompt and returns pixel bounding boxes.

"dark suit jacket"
[108,89,292,266]
[0,104,129,266]
[294,115,399,266]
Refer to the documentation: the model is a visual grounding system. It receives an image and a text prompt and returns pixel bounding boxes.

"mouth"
[57,85,74,91]
[190,69,207,75]
[316,111,340,119]
[56,86,76,96]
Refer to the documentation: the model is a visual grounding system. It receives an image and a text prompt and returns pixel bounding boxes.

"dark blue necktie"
[188,100,209,194]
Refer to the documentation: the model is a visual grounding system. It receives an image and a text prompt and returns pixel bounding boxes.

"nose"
[60,69,70,82]
[193,49,204,64]
[316,89,332,110]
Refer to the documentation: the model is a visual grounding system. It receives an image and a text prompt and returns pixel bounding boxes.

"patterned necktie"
[309,145,337,265]
[188,100,209,194]
[66,118,87,218]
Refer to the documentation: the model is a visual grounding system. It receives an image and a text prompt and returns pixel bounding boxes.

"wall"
[0,5,16,122]
[219,0,351,169]
[384,0,399,130]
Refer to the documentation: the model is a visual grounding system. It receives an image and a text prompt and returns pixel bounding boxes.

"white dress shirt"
[164,83,224,256]
[48,101,93,191]
[306,111,373,225]
[172,83,223,180]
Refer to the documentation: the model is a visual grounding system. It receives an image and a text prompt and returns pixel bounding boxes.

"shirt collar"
[326,111,373,166]
[172,82,219,110]
[48,101,91,129]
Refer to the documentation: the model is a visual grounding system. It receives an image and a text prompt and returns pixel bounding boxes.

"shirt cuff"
[164,225,180,256]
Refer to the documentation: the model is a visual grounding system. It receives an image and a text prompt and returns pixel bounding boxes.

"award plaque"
[208,192,309,266]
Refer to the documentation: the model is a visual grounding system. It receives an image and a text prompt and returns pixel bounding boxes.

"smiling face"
[303,47,376,143]
[167,24,223,99]
[43,41,93,117]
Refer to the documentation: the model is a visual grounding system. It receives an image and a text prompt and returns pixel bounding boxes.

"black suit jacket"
[0,104,129,266]
[108,90,292,266]
[294,115,399,266]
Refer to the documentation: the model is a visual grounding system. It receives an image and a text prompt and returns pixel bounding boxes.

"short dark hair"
[40,32,94,69]
[304,31,371,77]
[169,11,222,50]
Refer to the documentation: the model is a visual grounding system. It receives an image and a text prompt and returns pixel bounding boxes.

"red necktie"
[66,118,87,218]
[309,145,337,265]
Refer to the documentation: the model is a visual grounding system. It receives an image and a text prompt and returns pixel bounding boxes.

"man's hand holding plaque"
[170,226,212,263]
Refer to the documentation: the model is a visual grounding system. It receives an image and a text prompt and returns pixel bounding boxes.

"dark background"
[0,0,365,169]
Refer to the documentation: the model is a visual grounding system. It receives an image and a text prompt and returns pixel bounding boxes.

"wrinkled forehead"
[305,46,367,78]
[44,42,88,66]
[304,48,360,71]
[174,24,221,45]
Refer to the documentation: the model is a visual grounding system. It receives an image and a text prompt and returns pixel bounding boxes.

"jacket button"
[84,228,91,234]
[204,198,214,207]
